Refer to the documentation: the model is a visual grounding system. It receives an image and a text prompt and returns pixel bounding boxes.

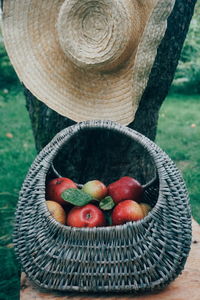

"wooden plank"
[20,218,200,300]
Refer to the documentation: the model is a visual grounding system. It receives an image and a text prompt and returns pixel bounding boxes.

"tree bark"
[21,0,197,185]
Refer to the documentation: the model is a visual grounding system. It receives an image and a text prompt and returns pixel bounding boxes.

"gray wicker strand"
[13,120,191,293]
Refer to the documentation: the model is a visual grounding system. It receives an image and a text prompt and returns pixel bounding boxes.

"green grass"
[0,87,36,300]
[0,88,199,299]
[156,93,200,223]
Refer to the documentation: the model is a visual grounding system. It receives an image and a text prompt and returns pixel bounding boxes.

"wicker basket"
[14,120,192,293]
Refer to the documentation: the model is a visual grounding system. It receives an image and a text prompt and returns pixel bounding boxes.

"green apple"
[82,180,107,200]
[140,203,152,217]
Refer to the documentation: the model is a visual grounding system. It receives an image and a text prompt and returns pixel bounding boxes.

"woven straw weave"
[14,120,191,293]
[2,0,175,125]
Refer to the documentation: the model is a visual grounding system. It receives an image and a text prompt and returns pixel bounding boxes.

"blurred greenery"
[172,1,200,94]
[0,41,18,88]
[156,93,200,222]
[0,88,36,300]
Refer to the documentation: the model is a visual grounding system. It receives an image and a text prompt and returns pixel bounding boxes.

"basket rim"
[38,120,166,233]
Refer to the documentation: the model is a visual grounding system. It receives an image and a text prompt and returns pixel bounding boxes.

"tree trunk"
[23,0,196,185]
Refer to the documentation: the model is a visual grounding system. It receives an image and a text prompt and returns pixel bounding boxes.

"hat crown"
[57,0,141,71]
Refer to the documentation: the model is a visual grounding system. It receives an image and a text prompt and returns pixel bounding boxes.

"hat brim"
[2,0,175,125]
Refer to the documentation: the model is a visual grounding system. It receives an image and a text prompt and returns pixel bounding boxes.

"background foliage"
[172,1,200,94]
[0,38,18,88]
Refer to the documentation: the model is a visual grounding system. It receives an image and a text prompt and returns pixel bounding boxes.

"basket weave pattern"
[14,120,192,292]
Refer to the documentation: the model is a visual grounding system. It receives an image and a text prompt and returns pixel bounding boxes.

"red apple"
[82,180,107,200]
[107,176,143,204]
[46,177,77,207]
[111,200,144,225]
[67,204,106,228]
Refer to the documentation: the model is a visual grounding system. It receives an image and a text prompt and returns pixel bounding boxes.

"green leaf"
[99,196,115,211]
[61,188,93,206]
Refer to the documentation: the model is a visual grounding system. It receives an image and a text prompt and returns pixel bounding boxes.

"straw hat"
[2,0,175,125]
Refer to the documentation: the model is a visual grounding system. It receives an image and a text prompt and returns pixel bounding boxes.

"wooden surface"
[20,218,200,300]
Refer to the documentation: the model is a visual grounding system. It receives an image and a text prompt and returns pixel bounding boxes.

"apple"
[67,204,106,228]
[107,176,143,204]
[46,177,77,207]
[82,180,107,200]
[140,203,152,217]
[46,200,67,225]
[111,200,144,225]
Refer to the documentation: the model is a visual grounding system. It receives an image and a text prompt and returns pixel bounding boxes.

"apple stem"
[86,213,91,219]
